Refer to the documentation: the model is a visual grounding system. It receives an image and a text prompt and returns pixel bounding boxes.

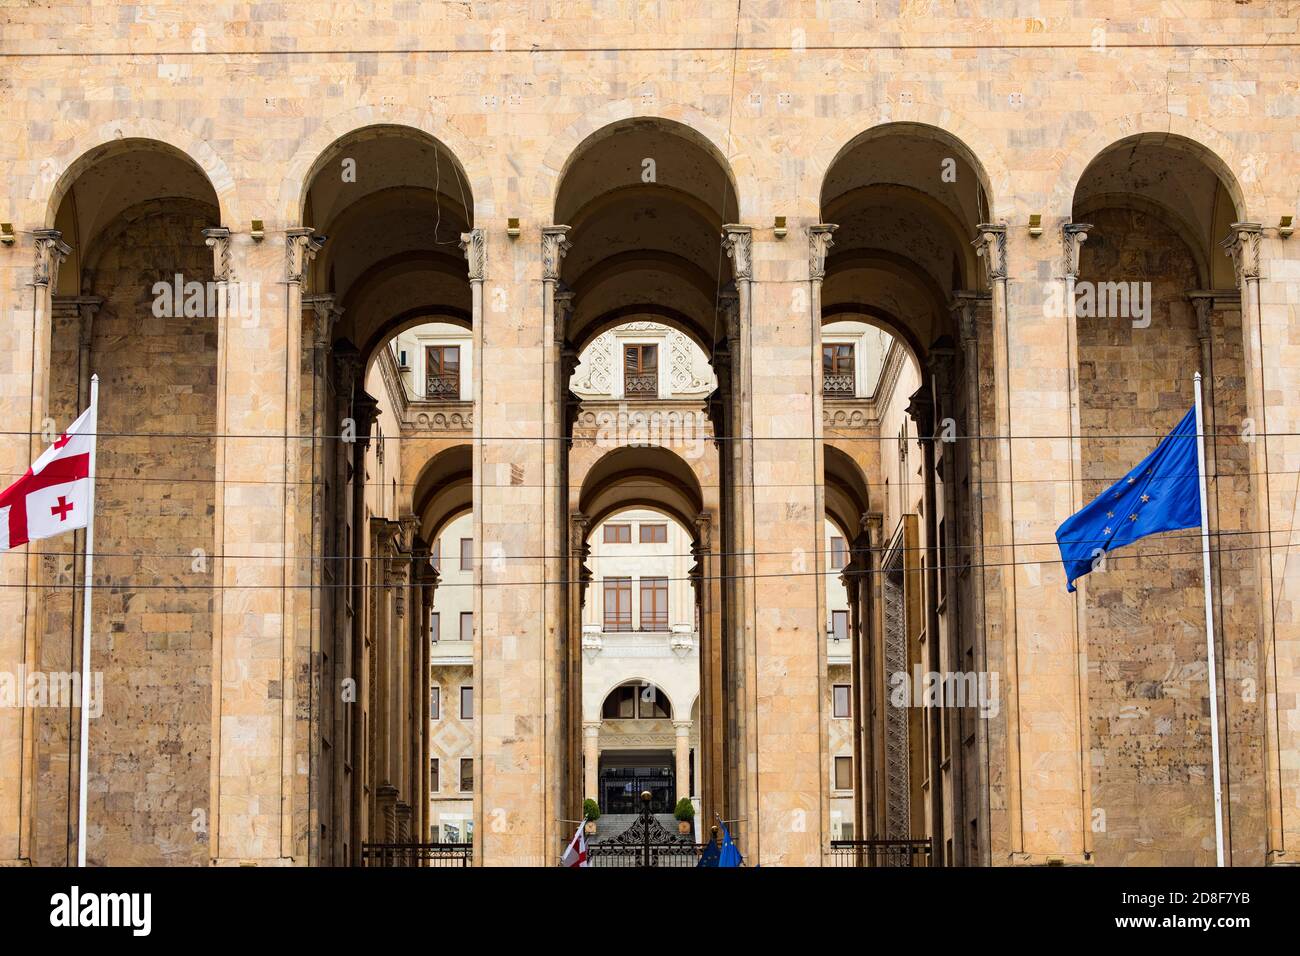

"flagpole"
[1193,371,1225,867]
[76,373,98,868]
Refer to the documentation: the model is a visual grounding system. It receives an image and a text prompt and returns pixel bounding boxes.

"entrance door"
[598,750,675,813]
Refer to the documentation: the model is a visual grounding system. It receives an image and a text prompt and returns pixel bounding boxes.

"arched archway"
[820,123,996,867]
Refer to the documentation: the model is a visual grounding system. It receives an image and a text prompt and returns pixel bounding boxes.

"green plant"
[673,797,695,822]
[583,798,600,822]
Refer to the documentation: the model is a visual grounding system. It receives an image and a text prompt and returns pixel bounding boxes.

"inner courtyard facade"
[2,2,1299,868]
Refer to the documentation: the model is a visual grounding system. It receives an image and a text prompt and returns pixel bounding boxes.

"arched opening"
[821,122,995,867]
[1070,133,1262,866]
[38,139,222,865]
[297,125,476,865]
[554,118,737,843]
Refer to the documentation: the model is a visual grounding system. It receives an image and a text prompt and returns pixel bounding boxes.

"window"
[833,684,851,719]
[823,344,855,396]
[459,537,473,571]
[831,610,848,642]
[834,755,853,791]
[639,523,667,543]
[601,683,672,719]
[430,758,439,792]
[430,611,440,644]
[603,577,632,631]
[640,577,668,631]
[460,685,473,720]
[830,535,847,570]
[459,758,474,793]
[603,523,631,544]
[624,344,658,397]
[430,686,441,720]
[425,345,460,399]
[460,611,473,643]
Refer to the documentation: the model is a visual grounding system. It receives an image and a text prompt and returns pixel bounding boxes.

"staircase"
[589,813,688,843]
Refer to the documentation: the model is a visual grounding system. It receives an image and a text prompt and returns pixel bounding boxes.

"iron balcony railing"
[822,372,855,397]
[424,374,460,399]
[624,372,658,397]
[361,842,473,867]
[825,838,932,867]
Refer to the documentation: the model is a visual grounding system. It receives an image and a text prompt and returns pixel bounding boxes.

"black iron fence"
[826,839,932,867]
[361,842,473,867]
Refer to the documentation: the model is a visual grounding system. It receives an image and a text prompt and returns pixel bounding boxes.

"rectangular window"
[830,535,847,570]
[640,577,669,631]
[459,758,474,793]
[430,686,440,720]
[831,610,848,642]
[430,611,440,644]
[833,684,851,719]
[460,685,473,720]
[430,758,439,792]
[460,612,473,643]
[425,345,460,399]
[823,344,855,396]
[834,755,853,791]
[639,523,667,543]
[603,577,632,631]
[459,537,472,571]
[603,523,631,544]
[624,344,658,397]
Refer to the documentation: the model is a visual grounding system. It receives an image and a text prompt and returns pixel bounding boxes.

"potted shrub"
[673,797,695,836]
[583,798,600,836]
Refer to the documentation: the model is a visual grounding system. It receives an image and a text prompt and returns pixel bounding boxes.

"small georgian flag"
[0,400,96,551]
[561,820,589,868]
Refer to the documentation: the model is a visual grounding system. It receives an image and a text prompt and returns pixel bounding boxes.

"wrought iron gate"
[586,790,706,868]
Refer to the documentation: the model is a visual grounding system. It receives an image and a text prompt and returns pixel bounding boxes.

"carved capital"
[569,512,589,551]
[541,225,572,282]
[948,291,986,347]
[460,229,486,281]
[1062,222,1091,280]
[693,511,712,552]
[32,229,70,289]
[553,287,575,347]
[202,227,234,283]
[905,383,935,437]
[303,293,343,350]
[971,223,1007,283]
[721,224,753,282]
[1221,222,1263,282]
[286,227,323,289]
[864,512,884,549]
[808,223,838,281]
[927,341,958,405]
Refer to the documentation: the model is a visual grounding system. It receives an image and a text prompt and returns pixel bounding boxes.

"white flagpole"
[76,373,99,867]
[1193,371,1225,867]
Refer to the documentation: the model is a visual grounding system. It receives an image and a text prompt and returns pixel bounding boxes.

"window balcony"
[424,374,460,400]
[623,373,658,398]
[822,372,855,397]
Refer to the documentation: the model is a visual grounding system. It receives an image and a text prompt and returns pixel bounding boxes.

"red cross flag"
[561,820,589,868]
[0,397,96,551]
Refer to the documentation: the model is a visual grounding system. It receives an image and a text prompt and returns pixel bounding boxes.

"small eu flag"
[1055,406,1202,592]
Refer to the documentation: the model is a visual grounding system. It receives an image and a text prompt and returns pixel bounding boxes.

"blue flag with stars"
[1056,406,1202,592]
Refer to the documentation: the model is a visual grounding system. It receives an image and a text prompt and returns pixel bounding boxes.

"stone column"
[690,511,723,824]
[567,513,591,814]
[582,721,601,805]
[674,720,693,804]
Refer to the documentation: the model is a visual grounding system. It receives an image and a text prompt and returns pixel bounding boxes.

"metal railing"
[624,373,658,397]
[825,839,932,867]
[822,372,855,397]
[361,842,473,867]
[424,374,460,399]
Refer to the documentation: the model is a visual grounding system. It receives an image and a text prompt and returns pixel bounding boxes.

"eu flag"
[717,820,743,867]
[1056,406,1202,592]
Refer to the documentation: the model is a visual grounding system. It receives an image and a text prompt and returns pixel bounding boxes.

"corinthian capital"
[971,223,1007,283]
[460,229,486,281]
[32,229,70,289]
[286,227,323,288]
[1062,222,1091,280]
[808,223,837,281]
[1221,222,1263,282]
[722,224,753,281]
[541,225,572,282]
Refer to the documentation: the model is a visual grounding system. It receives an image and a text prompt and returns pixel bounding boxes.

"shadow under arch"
[411,443,473,545]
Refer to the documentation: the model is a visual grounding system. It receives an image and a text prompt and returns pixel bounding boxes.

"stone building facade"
[1,2,1298,867]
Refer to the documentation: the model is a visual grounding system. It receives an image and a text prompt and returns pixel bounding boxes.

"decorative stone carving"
[460,229,486,281]
[32,229,70,288]
[1062,222,1091,279]
[808,223,837,280]
[286,227,323,288]
[971,222,1007,282]
[202,227,233,282]
[721,224,753,281]
[541,225,571,281]
[1221,221,1263,281]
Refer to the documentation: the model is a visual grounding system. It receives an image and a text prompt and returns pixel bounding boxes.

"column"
[582,721,600,805]
[674,720,693,804]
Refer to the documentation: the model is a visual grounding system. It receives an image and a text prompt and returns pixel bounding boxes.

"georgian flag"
[0,400,96,551]
[561,820,589,868]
